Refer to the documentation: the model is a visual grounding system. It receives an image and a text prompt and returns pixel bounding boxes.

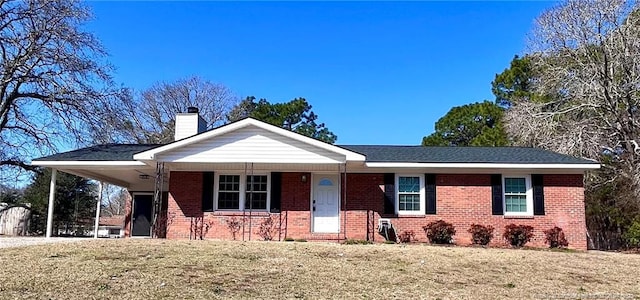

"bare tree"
[508,0,640,187]
[102,76,238,144]
[505,0,640,248]
[100,184,128,217]
[0,0,117,180]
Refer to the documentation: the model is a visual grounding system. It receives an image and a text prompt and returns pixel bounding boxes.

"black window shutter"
[161,192,169,211]
[383,173,395,214]
[202,172,214,212]
[532,174,545,215]
[270,172,282,213]
[425,174,436,214]
[491,174,503,215]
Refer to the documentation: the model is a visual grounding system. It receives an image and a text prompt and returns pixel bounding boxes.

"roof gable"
[134,118,366,163]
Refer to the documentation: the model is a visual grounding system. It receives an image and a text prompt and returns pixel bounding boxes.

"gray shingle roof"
[33,144,161,161]
[33,143,598,165]
[339,145,597,164]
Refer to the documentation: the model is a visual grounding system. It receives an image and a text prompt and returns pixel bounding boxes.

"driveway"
[0,237,91,248]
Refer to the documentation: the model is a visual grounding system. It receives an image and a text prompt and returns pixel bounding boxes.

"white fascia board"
[168,158,345,164]
[133,118,366,162]
[31,160,147,168]
[365,162,601,170]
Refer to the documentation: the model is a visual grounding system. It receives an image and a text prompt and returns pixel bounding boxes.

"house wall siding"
[158,171,587,249]
[157,126,344,163]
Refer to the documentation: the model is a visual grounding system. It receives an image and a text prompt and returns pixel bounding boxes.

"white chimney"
[174,107,207,141]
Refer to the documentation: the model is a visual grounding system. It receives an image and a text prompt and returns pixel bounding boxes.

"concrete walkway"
[0,237,91,248]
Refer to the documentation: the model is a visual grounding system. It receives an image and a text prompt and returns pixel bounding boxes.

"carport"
[31,144,159,238]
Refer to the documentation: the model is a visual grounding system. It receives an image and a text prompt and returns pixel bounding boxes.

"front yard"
[0,239,638,299]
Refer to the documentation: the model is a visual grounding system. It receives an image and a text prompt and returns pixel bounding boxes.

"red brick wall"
[342,174,385,241]
[159,171,587,249]
[278,172,313,239]
[166,171,204,239]
[341,173,587,250]
[123,192,132,237]
[163,171,316,241]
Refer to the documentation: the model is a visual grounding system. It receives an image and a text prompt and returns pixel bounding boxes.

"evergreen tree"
[228,96,337,144]
[22,168,97,235]
[422,101,508,147]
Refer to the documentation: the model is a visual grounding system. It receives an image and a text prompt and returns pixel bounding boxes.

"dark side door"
[132,194,153,237]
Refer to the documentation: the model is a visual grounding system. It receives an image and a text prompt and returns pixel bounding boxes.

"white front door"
[312,174,340,233]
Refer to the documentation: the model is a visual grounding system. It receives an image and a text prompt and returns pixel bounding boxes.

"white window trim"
[502,174,533,216]
[214,173,271,211]
[396,174,425,215]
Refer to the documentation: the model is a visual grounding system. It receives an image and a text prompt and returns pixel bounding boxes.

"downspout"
[248,162,254,241]
[342,162,348,241]
[338,162,347,240]
[242,162,247,241]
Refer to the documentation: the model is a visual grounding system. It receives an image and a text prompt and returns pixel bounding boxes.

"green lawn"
[0,239,638,299]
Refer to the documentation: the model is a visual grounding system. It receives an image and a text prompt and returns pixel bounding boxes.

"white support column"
[45,169,57,238]
[93,181,103,239]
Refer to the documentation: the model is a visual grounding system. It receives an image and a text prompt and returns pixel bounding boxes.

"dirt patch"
[0,237,89,248]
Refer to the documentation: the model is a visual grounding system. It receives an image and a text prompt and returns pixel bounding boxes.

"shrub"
[284,237,294,242]
[398,230,416,243]
[257,216,279,241]
[468,224,495,246]
[423,220,456,244]
[503,224,534,247]
[190,217,217,240]
[543,226,569,248]
[294,238,307,242]
[623,219,640,249]
[343,239,372,245]
[226,217,243,240]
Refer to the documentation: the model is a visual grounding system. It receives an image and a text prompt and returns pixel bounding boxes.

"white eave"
[30,160,154,188]
[133,118,366,162]
[31,160,147,168]
[365,162,601,170]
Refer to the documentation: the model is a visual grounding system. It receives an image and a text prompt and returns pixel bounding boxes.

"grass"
[0,240,639,299]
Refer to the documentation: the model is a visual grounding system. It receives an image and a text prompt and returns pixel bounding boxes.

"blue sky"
[87,1,554,145]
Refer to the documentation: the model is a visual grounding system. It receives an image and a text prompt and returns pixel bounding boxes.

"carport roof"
[34,144,161,161]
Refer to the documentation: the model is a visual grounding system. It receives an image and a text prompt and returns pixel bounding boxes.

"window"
[318,178,333,186]
[245,175,268,210]
[503,175,533,216]
[396,175,424,215]
[215,174,270,211]
[218,175,240,209]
